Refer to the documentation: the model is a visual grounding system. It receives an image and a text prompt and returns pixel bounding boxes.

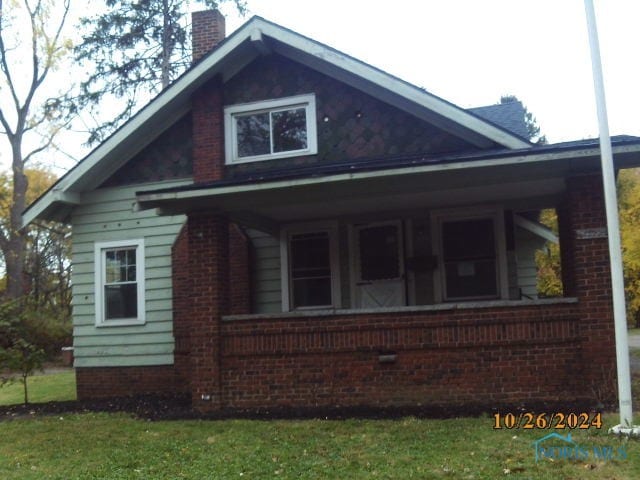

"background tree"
[617,168,640,327]
[74,0,246,144]
[500,94,547,145]
[0,168,72,314]
[0,0,73,300]
[535,209,562,297]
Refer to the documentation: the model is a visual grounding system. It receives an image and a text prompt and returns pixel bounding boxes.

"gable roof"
[24,14,533,226]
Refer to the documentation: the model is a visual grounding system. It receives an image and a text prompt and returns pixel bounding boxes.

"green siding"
[515,226,545,299]
[247,228,282,314]
[71,180,190,368]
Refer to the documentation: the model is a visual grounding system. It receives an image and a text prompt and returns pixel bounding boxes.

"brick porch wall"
[218,303,584,409]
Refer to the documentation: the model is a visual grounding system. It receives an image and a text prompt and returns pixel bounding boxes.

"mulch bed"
[0,394,609,422]
[0,394,193,421]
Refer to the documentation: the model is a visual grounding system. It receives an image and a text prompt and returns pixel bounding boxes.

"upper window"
[94,239,145,326]
[281,223,340,311]
[224,94,318,164]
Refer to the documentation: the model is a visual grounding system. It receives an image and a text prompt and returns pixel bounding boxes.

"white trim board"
[514,214,559,244]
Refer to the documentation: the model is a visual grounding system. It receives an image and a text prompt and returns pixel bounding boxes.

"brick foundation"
[76,365,187,400]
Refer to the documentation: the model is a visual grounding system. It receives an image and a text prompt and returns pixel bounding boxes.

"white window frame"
[94,239,146,327]
[431,206,508,303]
[224,94,318,164]
[280,221,340,312]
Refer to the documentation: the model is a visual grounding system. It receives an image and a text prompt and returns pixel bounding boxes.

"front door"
[354,221,406,308]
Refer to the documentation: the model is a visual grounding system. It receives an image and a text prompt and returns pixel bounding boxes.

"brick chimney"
[192,10,226,62]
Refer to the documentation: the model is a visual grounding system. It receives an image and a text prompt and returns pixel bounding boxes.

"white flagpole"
[583,0,633,427]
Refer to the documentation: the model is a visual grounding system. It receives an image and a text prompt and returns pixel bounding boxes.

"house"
[24,10,640,412]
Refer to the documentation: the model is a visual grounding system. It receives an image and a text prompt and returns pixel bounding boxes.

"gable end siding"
[101,115,193,188]
[223,55,479,178]
[71,180,191,367]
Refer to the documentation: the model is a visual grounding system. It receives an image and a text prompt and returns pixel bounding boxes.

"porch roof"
[136,136,640,229]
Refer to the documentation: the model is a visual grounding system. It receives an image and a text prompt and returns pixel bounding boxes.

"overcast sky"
[217,0,640,144]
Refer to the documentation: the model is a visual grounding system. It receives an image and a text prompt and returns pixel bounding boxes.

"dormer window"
[224,94,318,164]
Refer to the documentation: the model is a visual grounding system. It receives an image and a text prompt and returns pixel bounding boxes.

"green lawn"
[0,371,76,406]
[0,372,639,478]
[0,413,638,479]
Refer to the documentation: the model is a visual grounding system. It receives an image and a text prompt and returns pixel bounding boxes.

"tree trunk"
[22,373,29,405]
[5,136,27,299]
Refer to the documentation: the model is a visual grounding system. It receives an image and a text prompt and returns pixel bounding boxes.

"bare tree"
[0,0,72,299]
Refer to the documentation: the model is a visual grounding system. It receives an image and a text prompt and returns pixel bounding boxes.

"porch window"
[442,218,497,299]
[224,94,318,164]
[94,239,146,326]
[281,223,340,310]
[433,209,507,302]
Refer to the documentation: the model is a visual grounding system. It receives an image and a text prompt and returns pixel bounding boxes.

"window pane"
[290,232,332,308]
[127,249,136,267]
[359,225,400,280]
[293,278,332,308]
[105,284,138,319]
[105,248,136,283]
[272,108,307,153]
[236,112,270,157]
[127,265,136,282]
[442,219,495,260]
[291,233,330,276]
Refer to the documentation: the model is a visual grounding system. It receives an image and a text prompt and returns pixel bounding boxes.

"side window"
[281,224,339,311]
[225,94,317,164]
[95,239,145,326]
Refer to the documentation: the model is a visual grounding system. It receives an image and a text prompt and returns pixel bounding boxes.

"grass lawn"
[0,372,76,406]
[0,373,639,479]
[0,413,638,479]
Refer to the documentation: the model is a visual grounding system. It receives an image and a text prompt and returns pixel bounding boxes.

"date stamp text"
[493,412,602,430]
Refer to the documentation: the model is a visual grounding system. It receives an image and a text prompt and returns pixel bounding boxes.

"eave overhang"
[136,141,640,227]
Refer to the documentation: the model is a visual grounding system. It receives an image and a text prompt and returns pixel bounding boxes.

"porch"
[137,147,627,411]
